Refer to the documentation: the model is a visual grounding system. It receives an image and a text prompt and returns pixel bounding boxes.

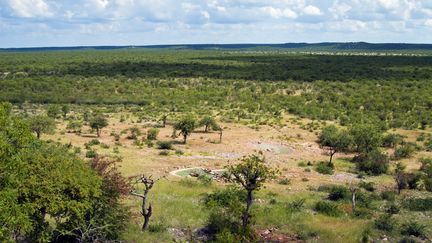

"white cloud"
[261,6,297,19]
[425,19,432,27]
[8,0,52,18]
[303,5,322,16]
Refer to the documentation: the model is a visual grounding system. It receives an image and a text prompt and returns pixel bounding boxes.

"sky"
[0,0,432,48]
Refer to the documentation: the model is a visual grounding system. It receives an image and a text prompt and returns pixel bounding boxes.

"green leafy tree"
[29,115,56,139]
[225,154,277,233]
[350,124,383,154]
[90,114,108,137]
[199,116,218,133]
[318,125,352,166]
[173,115,196,144]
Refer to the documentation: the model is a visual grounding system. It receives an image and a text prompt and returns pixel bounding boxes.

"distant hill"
[2,42,432,52]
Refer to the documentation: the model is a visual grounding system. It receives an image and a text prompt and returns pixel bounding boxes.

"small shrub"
[381,191,396,201]
[159,150,170,156]
[374,214,396,232]
[85,150,97,158]
[353,207,372,219]
[314,201,342,217]
[269,198,277,205]
[287,198,305,211]
[402,198,432,211]
[298,161,307,167]
[157,141,173,150]
[328,186,349,201]
[400,221,427,238]
[278,178,291,185]
[86,139,100,146]
[147,128,159,140]
[198,174,213,186]
[100,143,110,149]
[359,181,375,192]
[385,203,400,214]
[394,144,416,160]
[315,162,334,175]
[175,149,184,155]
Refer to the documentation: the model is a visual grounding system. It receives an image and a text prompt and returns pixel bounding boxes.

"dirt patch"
[250,141,292,154]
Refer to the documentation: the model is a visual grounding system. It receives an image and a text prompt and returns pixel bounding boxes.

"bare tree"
[130,175,163,231]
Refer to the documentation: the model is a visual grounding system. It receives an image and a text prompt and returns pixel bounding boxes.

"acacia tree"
[161,113,168,127]
[318,125,352,166]
[129,175,162,231]
[199,116,218,133]
[29,115,56,139]
[173,115,196,144]
[226,154,277,232]
[349,123,383,155]
[90,114,108,137]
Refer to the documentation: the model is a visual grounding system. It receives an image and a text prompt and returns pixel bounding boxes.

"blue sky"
[0,0,431,47]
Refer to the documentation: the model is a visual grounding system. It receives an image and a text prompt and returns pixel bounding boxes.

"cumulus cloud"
[8,0,52,18]
[303,5,322,16]
[0,0,431,47]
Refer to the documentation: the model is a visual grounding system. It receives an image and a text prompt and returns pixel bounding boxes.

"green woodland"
[0,50,432,129]
[1,49,432,242]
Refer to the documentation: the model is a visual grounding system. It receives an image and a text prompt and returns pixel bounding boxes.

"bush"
[278,178,291,185]
[394,144,416,160]
[85,150,97,158]
[381,191,396,201]
[147,128,159,140]
[198,174,213,186]
[355,150,389,175]
[328,186,349,201]
[400,221,427,238]
[315,162,334,175]
[157,141,173,150]
[402,198,432,211]
[158,150,170,156]
[359,181,375,192]
[86,139,100,146]
[353,207,372,219]
[175,149,184,155]
[374,214,396,232]
[314,201,342,217]
[287,198,305,211]
[385,203,400,214]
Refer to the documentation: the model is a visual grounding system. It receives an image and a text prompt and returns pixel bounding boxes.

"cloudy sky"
[0,0,431,47]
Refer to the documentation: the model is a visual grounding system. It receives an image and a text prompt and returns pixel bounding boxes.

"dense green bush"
[157,141,173,150]
[355,150,389,175]
[374,214,396,232]
[147,128,159,140]
[314,201,342,217]
[315,162,334,175]
[400,221,427,238]
[328,186,350,201]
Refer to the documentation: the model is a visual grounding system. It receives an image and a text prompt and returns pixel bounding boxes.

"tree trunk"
[183,134,187,144]
[351,191,356,213]
[205,125,209,133]
[329,150,336,167]
[96,128,101,137]
[219,130,223,143]
[141,192,152,231]
[242,190,253,232]
[36,131,41,139]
